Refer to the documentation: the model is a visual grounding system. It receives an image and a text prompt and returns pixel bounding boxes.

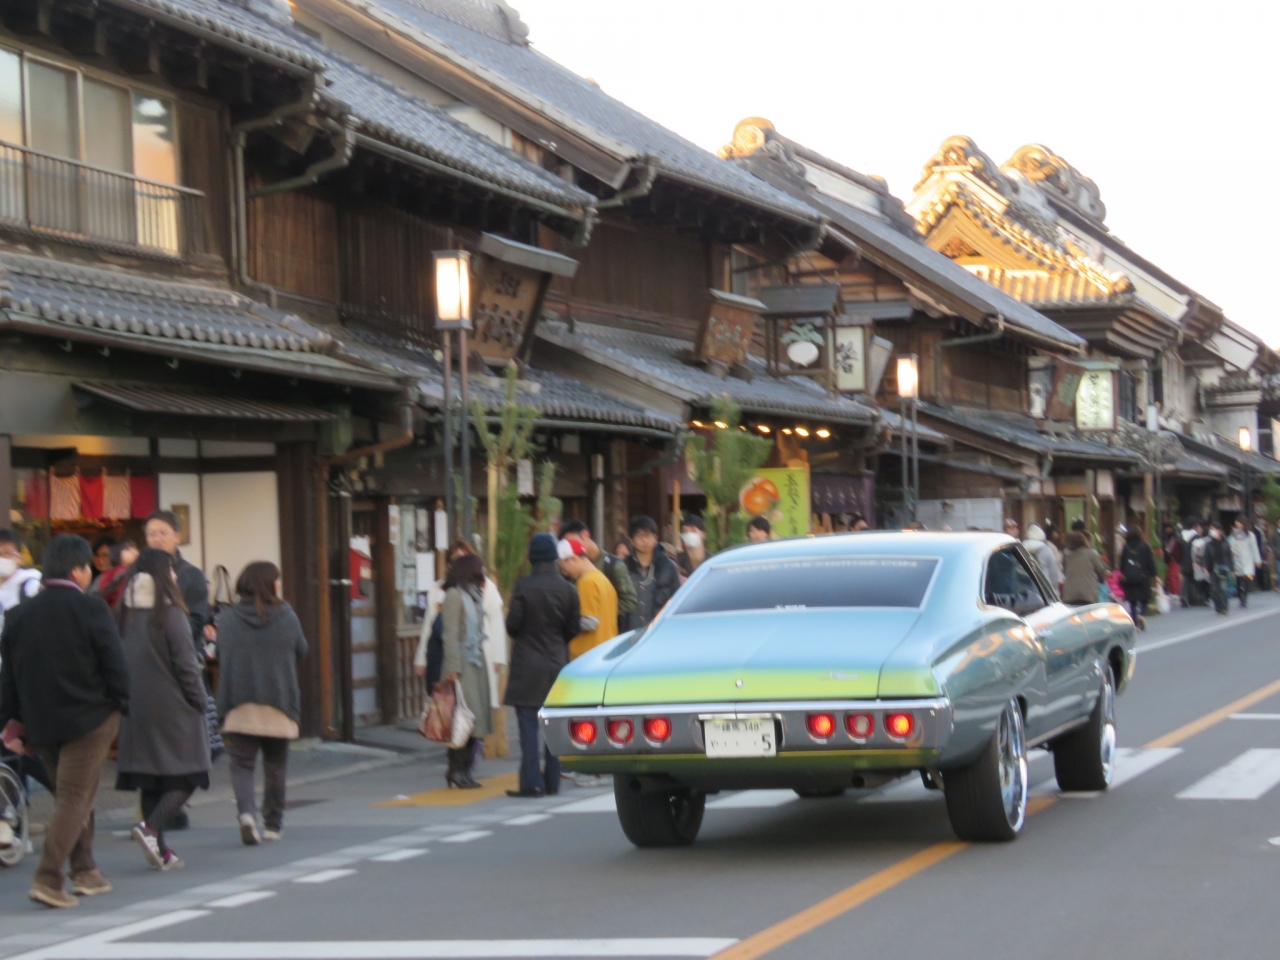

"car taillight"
[607,719,634,744]
[569,720,597,746]
[643,717,672,743]
[886,712,914,740]
[846,713,875,740]
[806,713,836,739]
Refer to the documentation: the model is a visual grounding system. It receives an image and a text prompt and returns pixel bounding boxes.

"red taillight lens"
[643,717,672,743]
[846,713,875,739]
[886,712,914,740]
[607,719,634,744]
[806,713,836,739]
[569,720,597,746]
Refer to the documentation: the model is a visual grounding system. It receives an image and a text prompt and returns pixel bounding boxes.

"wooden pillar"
[276,442,323,738]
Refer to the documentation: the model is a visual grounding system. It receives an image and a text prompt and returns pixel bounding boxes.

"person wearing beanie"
[502,534,580,797]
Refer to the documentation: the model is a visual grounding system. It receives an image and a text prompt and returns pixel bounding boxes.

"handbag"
[418,678,475,749]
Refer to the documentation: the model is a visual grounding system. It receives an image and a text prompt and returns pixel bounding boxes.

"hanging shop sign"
[739,467,810,539]
[694,290,765,369]
[1075,368,1116,431]
[833,326,868,393]
[469,234,579,364]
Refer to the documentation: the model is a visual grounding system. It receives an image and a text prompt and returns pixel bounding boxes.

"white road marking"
[205,891,276,909]
[550,793,617,813]
[1229,713,1280,721]
[35,939,739,959]
[1137,605,1280,654]
[1178,749,1280,799]
[438,830,494,843]
[292,869,356,884]
[6,911,209,960]
[706,789,797,809]
[371,849,429,862]
[1111,747,1182,788]
[1269,837,1280,846]
[504,813,553,826]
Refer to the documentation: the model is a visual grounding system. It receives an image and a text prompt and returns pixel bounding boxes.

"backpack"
[1121,549,1145,586]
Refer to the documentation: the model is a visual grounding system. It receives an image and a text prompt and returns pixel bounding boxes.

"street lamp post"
[897,355,920,524]
[1239,426,1253,524]
[434,249,474,543]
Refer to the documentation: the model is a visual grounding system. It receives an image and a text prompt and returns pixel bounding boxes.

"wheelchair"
[0,756,30,867]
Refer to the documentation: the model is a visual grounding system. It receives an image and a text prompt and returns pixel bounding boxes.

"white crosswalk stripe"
[1177,748,1280,800]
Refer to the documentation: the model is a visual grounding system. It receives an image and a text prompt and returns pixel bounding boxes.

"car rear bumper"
[540,698,952,775]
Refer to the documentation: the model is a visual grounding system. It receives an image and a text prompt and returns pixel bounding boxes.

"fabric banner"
[739,468,810,539]
[102,475,131,520]
[130,475,156,519]
[79,474,103,520]
[50,474,81,521]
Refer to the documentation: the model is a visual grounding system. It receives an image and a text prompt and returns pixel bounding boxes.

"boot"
[450,739,482,789]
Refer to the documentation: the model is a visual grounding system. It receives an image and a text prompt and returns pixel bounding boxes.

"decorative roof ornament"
[493,0,531,45]
[1003,144,1107,223]
[718,117,807,178]
[914,136,1014,195]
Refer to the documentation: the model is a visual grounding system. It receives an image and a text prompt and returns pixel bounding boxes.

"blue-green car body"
[541,532,1135,794]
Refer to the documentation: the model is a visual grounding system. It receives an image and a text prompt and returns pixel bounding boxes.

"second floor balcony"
[0,139,207,261]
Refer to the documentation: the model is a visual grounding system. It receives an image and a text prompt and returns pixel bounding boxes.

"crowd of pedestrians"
[0,512,306,909]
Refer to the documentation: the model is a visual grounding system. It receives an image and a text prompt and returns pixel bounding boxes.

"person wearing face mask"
[624,516,680,629]
[676,515,708,581]
[1203,521,1233,615]
[0,530,42,634]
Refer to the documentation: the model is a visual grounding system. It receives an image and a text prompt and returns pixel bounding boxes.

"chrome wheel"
[997,701,1028,833]
[1098,667,1117,786]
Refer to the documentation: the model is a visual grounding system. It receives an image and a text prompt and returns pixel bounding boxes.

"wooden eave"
[1036,303,1177,360]
[914,410,1038,470]
[296,0,633,189]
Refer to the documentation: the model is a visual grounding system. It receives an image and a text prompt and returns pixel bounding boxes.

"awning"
[73,381,337,422]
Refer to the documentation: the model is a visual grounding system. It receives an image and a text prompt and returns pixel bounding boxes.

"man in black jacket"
[0,535,129,909]
[504,533,580,798]
[624,516,681,629]
[1204,522,1234,616]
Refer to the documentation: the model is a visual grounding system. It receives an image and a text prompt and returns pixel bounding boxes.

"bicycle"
[0,757,29,867]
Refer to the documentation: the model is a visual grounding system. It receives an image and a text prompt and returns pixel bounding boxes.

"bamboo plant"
[683,396,772,554]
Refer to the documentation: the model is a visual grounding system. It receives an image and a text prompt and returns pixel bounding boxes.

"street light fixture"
[897,355,920,524]
[1239,426,1253,521]
[434,249,474,542]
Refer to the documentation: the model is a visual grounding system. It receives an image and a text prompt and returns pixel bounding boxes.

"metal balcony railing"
[0,139,206,259]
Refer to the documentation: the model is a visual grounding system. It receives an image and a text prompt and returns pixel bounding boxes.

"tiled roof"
[340,329,682,432]
[0,251,394,388]
[123,1,326,70]
[919,404,1142,465]
[304,40,594,209]
[1180,431,1280,475]
[346,0,820,223]
[537,320,880,427]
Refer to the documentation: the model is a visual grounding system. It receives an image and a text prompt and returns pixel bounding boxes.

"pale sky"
[512,0,1279,346]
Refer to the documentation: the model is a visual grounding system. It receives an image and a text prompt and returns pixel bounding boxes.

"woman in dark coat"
[503,533,580,798]
[1118,529,1157,631]
[215,561,307,846]
[115,548,210,871]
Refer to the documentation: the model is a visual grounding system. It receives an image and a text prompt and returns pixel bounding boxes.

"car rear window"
[673,557,939,615]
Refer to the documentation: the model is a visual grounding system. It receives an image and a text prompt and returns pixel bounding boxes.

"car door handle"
[1038,629,1054,639]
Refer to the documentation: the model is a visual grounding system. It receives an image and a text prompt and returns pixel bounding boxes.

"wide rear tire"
[944,699,1028,842]
[1053,664,1117,792]
[613,776,705,847]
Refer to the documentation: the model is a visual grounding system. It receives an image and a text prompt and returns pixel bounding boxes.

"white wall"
[201,472,281,589]
[157,473,204,570]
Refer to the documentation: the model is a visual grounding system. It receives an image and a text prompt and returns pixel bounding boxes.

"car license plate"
[703,717,776,758]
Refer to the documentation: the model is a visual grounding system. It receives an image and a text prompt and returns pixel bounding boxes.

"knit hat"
[528,533,558,564]
[1025,524,1047,542]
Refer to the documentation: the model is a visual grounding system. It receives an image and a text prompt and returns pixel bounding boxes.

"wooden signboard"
[470,261,548,364]
[694,290,765,368]
[1075,369,1116,431]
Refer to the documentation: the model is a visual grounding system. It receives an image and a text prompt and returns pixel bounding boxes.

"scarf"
[460,585,487,669]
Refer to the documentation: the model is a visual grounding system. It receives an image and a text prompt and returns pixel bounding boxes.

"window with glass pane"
[84,80,134,244]
[26,61,79,234]
[132,94,177,252]
[0,48,23,223]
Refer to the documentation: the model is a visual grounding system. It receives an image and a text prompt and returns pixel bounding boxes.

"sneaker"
[159,850,184,871]
[70,871,112,897]
[29,884,78,909]
[131,823,165,870]
[0,821,13,848]
[262,829,282,842]
[571,773,605,788]
[238,813,261,846]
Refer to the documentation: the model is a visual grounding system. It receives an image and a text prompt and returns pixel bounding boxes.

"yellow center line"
[716,674,1280,960]
[1144,676,1280,749]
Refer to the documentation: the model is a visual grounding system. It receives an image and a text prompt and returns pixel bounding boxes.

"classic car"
[541,532,1135,847]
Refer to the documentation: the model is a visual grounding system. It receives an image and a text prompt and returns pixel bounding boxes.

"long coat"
[115,575,211,778]
[440,586,494,738]
[503,562,580,708]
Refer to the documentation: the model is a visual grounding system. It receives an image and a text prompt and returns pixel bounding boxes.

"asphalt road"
[2,594,1279,960]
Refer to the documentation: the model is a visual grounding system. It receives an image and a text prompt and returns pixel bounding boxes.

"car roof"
[710,531,1016,564]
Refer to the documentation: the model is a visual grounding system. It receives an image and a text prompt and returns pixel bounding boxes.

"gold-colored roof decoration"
[913,135,1014,195]
[718,117,775,160]
[1002,144,1107,223]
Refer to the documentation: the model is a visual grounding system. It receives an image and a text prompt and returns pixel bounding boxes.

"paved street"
[3,596,1279,960]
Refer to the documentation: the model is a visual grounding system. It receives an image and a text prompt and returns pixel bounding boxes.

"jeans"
[1211,568,1231,614]
[516,706,560,795]
[224,734,289,832]
[35,713,119,892]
